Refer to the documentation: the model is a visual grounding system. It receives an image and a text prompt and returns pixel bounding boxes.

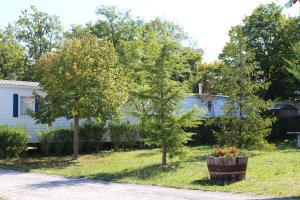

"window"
[20,96,34,116]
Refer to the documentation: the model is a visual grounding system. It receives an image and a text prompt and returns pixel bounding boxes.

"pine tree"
[142,37,199,165]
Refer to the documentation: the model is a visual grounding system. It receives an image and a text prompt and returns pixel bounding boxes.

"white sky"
[0,0,299,62]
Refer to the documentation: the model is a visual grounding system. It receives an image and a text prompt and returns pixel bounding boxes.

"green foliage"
[213,116,274,149]
[133,37,200,164]
[108,122,140,151]
[33,35,128,158]
[285,42,300,81]
[0,125,29,158]
[80,121,107,152]
[64,24,93,39]
[38,129,73,155]
[16,6,63,62]
[33,35,128,124]
[241,3,300,99]
[92,5,139,53]
[214,27,274,149]
[0,27,26,80]
[39,122,107,155]
[188,61,221,94]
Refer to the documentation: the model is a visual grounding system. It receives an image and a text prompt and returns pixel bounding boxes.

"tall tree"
[0,26,26,80]
[242,3,300,99]
[16,6,63,80]
[92,5,141,53]
[142,37,199,165]
[215,27,274,148]
[33,35,128,159]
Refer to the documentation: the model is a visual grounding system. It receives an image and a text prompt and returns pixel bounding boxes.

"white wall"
[179,95,228,117]
[0,86,72,143]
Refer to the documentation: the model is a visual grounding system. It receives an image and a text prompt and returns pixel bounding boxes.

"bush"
[80,121,107,152]
[38,129,73,155]
[39,122,107,155]
[0,125,29,158]
[188,119,216,145]
[211,115,274,149]
[108,122,139,151]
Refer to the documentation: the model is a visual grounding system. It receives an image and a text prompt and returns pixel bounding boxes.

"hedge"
[0,125,29,158]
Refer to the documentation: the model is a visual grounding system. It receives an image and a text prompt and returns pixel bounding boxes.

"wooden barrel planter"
[207,156,248,182]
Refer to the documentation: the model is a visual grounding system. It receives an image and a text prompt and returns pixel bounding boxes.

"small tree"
[142,37,199,165]
[33,35,128,159]
[214,27,274,149]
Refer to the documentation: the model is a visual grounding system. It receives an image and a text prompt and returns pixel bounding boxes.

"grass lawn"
[0,145,299,197]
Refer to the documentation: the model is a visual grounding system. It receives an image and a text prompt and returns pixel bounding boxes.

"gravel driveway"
[0,169,297,200]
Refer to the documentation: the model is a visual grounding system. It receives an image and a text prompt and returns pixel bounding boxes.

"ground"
[0,145,299,198]
[0,169,297,200]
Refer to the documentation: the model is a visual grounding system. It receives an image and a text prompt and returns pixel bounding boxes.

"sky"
[0,0,299,62]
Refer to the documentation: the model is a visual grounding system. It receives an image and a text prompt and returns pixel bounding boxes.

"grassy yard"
[0,145,299,197]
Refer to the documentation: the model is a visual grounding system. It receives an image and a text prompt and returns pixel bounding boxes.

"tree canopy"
[33,35,128,159]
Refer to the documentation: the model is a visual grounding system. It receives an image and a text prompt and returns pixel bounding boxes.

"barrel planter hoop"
[207,156,248,181]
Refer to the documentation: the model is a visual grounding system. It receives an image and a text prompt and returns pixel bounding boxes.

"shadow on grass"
[0,157,75,172]
[134,151,158,158]
[89,163,179,181]
[191,177,235,186]
[17,163,180,189]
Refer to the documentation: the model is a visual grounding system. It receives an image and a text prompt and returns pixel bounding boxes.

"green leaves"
[285,42,300,81]
[214,27,274,149]
[0,28,26,80]
[16,6,63,62]
[33,35,128,124]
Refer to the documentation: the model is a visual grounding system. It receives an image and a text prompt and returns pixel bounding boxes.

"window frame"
[19,96,35,117]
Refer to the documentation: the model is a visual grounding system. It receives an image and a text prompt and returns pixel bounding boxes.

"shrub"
[38,129,73,155]
[188,119,217,145]
[80,121,106,152]
[39,122,107,155]
[108,122,139,151]
[0,125,29,158]
[211,115,274,149]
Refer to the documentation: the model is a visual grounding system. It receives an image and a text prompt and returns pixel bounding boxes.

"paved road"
[0,169,297,200]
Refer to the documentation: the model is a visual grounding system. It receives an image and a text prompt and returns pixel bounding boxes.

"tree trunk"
[72,116,80,159]
[162,146,167,165]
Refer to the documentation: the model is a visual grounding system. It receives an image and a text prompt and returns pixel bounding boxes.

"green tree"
[33,35,128,159]
[16,6,63,81]
[0,27,26,80]
[189,61,221,94]
[92,5,141,53]
[142,37,199,165]
[285,42,300,81]
[215,27,274,149]
[64,24,93,39]
[242,3,300,99]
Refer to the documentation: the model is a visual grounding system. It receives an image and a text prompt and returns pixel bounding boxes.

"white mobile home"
[0,80,229,143]
[0,80,72,143]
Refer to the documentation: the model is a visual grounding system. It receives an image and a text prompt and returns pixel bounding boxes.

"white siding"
[179,95,228,118]
[0,86,72,143]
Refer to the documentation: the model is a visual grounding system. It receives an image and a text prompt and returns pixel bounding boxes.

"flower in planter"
[216,146,239,157]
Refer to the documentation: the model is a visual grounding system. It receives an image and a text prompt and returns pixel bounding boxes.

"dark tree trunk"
[72,116,80,159]
[162,146,167,165]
